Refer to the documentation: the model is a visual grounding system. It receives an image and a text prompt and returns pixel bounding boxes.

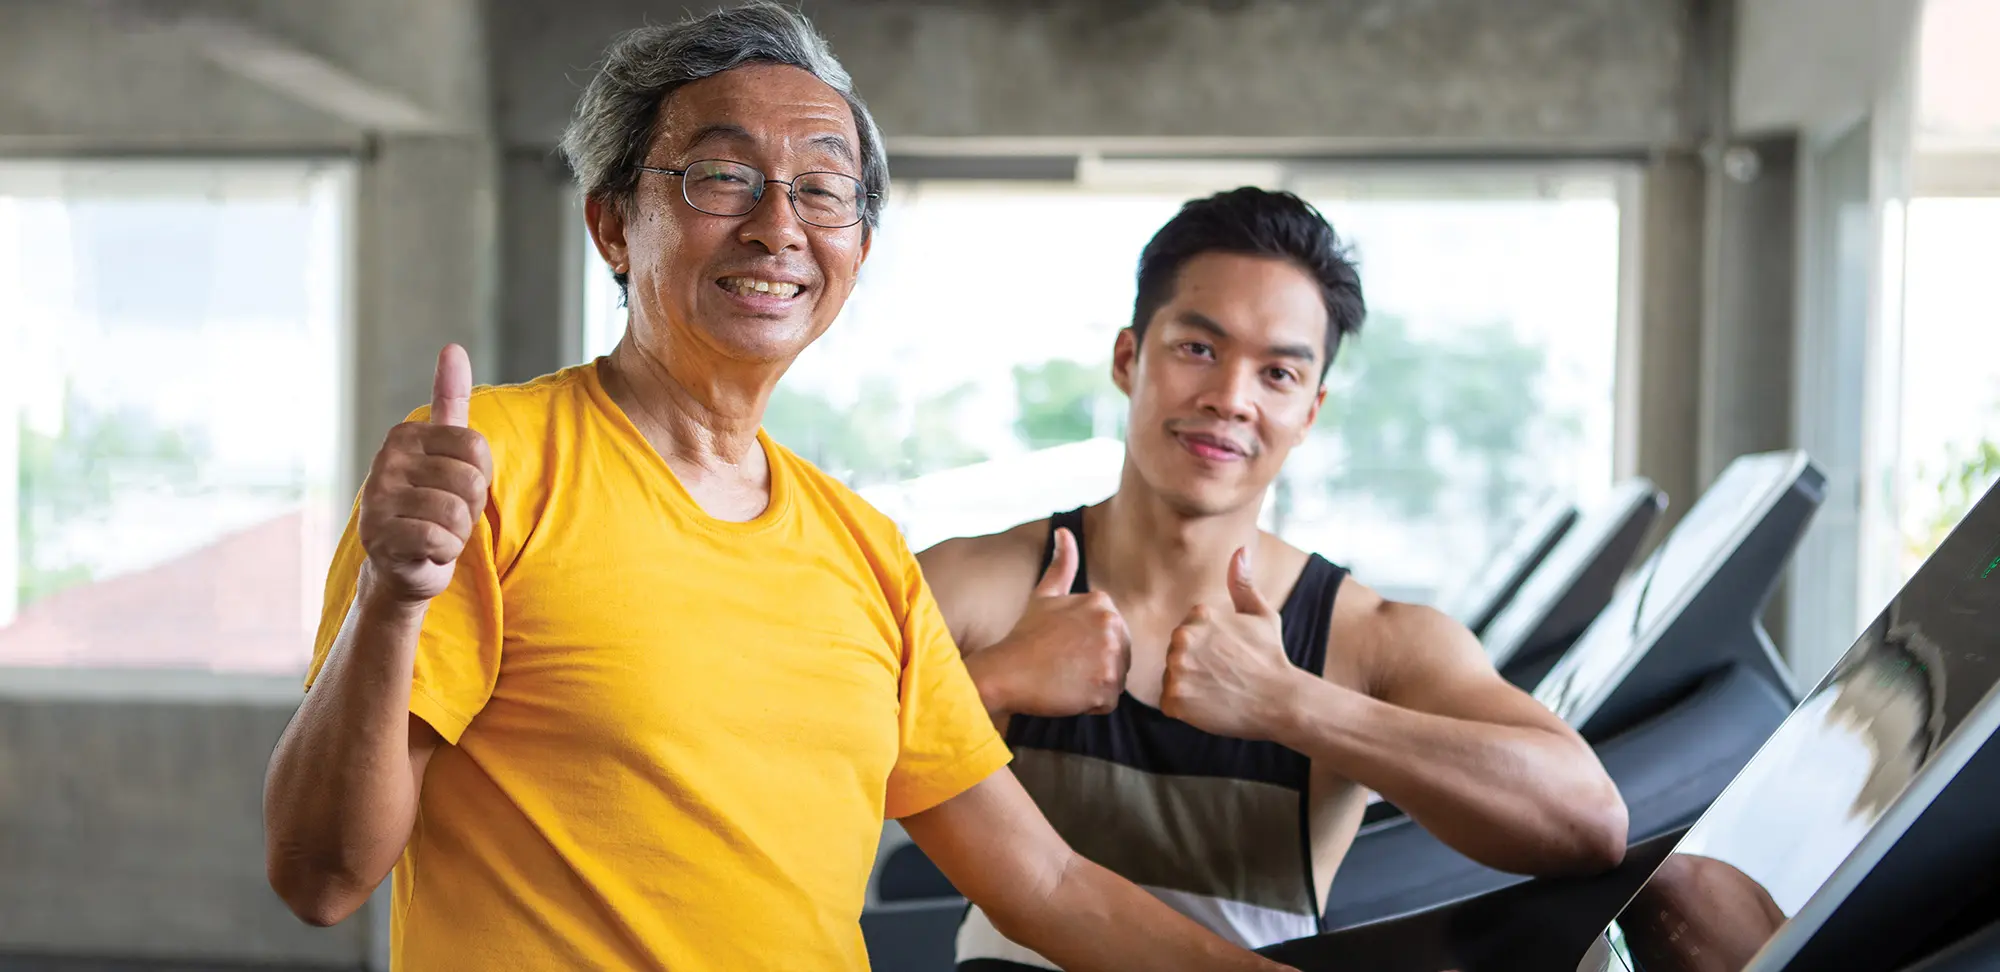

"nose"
[735,181,809,255]
[1194,362,1258,423]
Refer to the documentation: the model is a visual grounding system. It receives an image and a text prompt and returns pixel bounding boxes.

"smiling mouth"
[1175,431,1249,461]
[717,275,806,299]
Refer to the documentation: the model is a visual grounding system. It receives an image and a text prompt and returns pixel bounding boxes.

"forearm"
[996,853,1291,972]
[263,567,427,923]
[1272,677,1625,874]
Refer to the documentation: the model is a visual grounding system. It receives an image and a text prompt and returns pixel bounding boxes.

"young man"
[920,188,1630,967]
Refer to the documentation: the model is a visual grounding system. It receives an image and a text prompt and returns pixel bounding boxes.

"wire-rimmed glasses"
[636,159,875,229]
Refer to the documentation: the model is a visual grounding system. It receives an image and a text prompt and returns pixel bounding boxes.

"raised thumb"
[1034,527,1080,598]
[430,344,472,428]
[1228,547,1274,617]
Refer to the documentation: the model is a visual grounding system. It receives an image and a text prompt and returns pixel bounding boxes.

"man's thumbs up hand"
[357,344,494,606]
[1160,547,1304,741]
[968,527,1133,720]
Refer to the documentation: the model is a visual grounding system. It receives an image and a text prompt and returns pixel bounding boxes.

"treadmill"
[1319,452,1823,932]
[1440,494,1580,640]
[1482,478,1667,689]
[1570,475,2000,972]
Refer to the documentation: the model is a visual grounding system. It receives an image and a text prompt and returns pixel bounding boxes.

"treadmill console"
[1443,494,1579,638]
[1534,453,1817,732]
[1582,478,2000,972]
[1482,478,1665,678]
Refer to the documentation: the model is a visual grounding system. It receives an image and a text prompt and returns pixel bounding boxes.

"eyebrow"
[1174,311,1319,364]
[680,125,857,168]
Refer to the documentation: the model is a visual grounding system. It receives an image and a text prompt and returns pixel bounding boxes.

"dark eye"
[1267,367,1298,384]
[1180,342,1215,359]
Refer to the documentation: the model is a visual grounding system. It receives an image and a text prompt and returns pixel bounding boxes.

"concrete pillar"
[347,134,500,501]
[1632,150,1707,537]
[1699,134,1799,485]
[497,148,580,384]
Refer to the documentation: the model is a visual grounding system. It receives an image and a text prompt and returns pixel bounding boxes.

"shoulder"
[405,365,595,462]
[916,518,1051,646]
[1329,575,1484,691]
[765,437,910,547]
[918,518,1048,589]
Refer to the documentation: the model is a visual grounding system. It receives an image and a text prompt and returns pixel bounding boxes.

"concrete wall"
[494,0,1699,152]
[0,672,374,970]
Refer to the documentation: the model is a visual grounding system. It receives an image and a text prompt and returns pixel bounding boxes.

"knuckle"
[426,523,463,560]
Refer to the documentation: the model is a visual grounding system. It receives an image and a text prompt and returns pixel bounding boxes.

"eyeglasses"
[636,159,876,229]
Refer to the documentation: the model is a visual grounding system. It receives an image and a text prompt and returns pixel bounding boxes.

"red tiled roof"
[0,511,320,673]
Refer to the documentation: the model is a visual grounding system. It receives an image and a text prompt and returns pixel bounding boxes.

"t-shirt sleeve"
[883,541,1013,820]
[304,413,505,746]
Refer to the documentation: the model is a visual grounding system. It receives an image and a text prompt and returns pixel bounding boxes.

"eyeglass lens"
[681,160,863,228]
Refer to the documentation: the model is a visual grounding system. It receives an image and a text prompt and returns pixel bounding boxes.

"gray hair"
[561,2,888,290]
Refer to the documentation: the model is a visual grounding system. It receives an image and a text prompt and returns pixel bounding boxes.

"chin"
[1150,484,1252,519]
[695,316,823,363]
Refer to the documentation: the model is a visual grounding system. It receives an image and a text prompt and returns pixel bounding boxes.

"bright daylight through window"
[584,164,1625,603]
[1896,197,2000,579]
[0,161,348,674]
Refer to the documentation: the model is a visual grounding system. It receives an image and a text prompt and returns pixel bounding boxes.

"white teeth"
[722,277,800,298]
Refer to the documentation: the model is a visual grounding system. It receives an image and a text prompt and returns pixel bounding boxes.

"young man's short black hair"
[1130,187,1365,380]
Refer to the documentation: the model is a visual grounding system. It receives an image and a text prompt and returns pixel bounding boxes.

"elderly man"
[259,3,1291,971]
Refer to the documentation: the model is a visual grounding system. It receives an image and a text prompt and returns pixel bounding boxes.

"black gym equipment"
[1482,479,1667,690]
[1571,474,2000,972]
[1440,494,1580,640]
[1317,451,1824,933]
[1259,456,2000,972]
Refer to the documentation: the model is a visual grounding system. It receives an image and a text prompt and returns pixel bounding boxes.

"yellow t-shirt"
[306,360,1009,971]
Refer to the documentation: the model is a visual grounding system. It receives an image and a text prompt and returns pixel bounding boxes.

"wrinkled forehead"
[650,63,860,169]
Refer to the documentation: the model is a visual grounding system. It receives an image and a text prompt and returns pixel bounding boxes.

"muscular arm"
[1275,598,1627,875]
[263,567,440,926]
[903,770,1293,972]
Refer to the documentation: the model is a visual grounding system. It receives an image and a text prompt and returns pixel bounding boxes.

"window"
[1284,166,1624,600]
[579,162,1628,604]
[1895,197,2000,577]
[0,161,350,673]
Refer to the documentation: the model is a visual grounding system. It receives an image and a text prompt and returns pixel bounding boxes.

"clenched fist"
[358,344,494,604]
[968,527,1133,718]
[1160,547,1305,741]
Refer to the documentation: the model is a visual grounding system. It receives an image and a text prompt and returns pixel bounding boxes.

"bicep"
[900,768,1069,909]
[1372,605,1576,736]
[915,536,1026,652]
[915,540,981,648]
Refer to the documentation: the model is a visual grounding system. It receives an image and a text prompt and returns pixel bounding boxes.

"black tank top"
[955,507,1349,969]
